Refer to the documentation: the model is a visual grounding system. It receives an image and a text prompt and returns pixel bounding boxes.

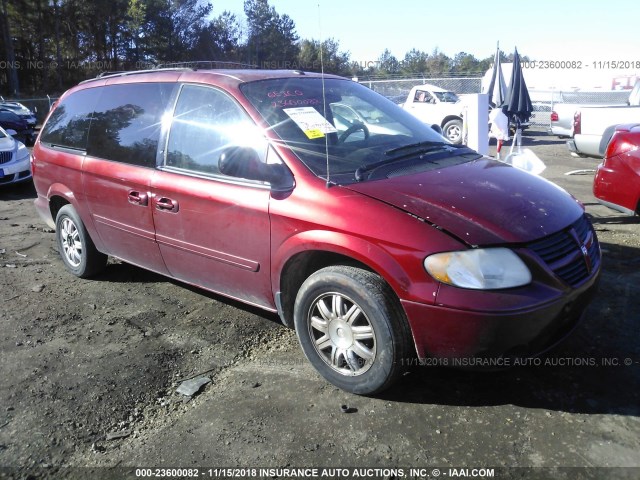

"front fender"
[271,229,438,306]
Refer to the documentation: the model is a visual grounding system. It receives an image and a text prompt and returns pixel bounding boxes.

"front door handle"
[128,190,148,206]
[155,197,179,213]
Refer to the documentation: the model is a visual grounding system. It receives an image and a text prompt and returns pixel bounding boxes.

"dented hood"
[345,158,584,245]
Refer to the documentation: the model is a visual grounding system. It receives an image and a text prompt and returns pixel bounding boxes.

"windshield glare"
[240,78,462,183]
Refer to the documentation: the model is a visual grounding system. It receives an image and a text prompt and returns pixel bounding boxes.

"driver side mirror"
[5,129,17,137]
[218,146,294,192]
[430,124,443,135]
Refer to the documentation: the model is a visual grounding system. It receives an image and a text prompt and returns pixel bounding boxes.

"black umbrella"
[484,44,507,108]
[501,47,533,126]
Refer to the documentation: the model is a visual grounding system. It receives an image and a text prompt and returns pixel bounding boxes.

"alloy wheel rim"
[60,217,82,267]
[307,292,376,376]
[447,125,461,141]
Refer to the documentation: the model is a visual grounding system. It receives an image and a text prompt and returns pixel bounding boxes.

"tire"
[443,119,463,144]
[293,266,412,395]
[55,205,107,278]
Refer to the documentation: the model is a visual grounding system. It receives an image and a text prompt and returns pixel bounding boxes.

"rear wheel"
[294,266,412,395]
[55,205,107,278]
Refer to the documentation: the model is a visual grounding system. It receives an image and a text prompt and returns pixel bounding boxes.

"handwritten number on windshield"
[271,98,321,108]
[267,90,304,98]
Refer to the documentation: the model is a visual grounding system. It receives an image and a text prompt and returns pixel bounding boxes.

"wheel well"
[278,251,372,328]
[49,196,70,223]
[441,115,462,127]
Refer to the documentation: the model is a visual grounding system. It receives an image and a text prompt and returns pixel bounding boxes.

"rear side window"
[87,83,175,167]
[40,88,98,150]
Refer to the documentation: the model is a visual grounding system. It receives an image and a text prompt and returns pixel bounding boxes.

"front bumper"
[0,154,32,185]
[402,268,600,361]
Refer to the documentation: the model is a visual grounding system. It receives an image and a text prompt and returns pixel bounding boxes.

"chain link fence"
[357,77,482,105]
[357,76,633,129]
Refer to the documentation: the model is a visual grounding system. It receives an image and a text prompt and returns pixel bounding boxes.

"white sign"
[283,107,337,139]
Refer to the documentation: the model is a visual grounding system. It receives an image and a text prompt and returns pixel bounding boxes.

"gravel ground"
[1,129,639,480]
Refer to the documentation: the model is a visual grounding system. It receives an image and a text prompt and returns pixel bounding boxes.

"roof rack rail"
[155,60,258,70]
[79,61,259,85]
[96,71,128,78]
[79,67,193,84]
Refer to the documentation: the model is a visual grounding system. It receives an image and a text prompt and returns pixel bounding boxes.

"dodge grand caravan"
[32,69,601,394]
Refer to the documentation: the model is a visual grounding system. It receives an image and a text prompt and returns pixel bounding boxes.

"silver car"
[0,127,31,186]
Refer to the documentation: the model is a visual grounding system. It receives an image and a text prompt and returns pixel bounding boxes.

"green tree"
[125,0,146,63]
[193,11,243,62]
[452,52,483,74]
[425,47,451,76]
[243,0,299,67]
[1,0,21,95]
[297,38,351,76]
[376,49,400,76]
[400,48,428,75]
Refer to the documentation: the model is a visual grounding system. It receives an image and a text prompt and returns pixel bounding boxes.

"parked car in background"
[550,103,575,138]
[567,80,640,157]
[593,123,640,216]
[33,68,601,394]
[400,84,467,144]
[0,110,35,145]
[0,102,37,128]
[0,126,32,186]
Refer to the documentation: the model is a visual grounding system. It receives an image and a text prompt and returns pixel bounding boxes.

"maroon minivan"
[32,69,601,394]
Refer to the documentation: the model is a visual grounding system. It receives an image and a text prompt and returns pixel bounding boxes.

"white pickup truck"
[566,80,640,157]
[400,84,466,144]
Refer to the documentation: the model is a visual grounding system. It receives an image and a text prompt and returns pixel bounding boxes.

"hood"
[345,158,584,246]
[0,135,16,152]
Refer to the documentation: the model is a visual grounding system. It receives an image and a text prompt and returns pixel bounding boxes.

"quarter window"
[40,88,99,150]
[166,84,266,175]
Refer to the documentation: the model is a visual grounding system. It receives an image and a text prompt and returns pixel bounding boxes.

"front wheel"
[55,205,107,278]
[443,119,463,144]
[294,266,412,395]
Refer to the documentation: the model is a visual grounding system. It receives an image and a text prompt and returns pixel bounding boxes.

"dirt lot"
[1,130,639,479]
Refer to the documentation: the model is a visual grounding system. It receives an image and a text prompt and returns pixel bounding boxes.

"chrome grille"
[527,215,600,286]
[0,151,13,164]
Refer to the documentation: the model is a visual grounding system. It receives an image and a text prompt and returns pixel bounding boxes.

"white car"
[0,127,31,186]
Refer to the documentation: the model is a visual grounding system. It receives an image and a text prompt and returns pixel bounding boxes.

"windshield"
[240,77,473,183]
[433,91,459,103]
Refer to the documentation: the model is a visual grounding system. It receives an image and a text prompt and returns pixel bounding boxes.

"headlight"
[424,248,531,290]
[17,142,29,160]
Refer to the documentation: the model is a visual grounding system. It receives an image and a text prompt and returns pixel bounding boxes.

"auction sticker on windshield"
[284,107,337,139]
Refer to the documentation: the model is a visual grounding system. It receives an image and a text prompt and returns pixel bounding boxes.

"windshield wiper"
[384,140,451,156]
[356,143,455,181]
